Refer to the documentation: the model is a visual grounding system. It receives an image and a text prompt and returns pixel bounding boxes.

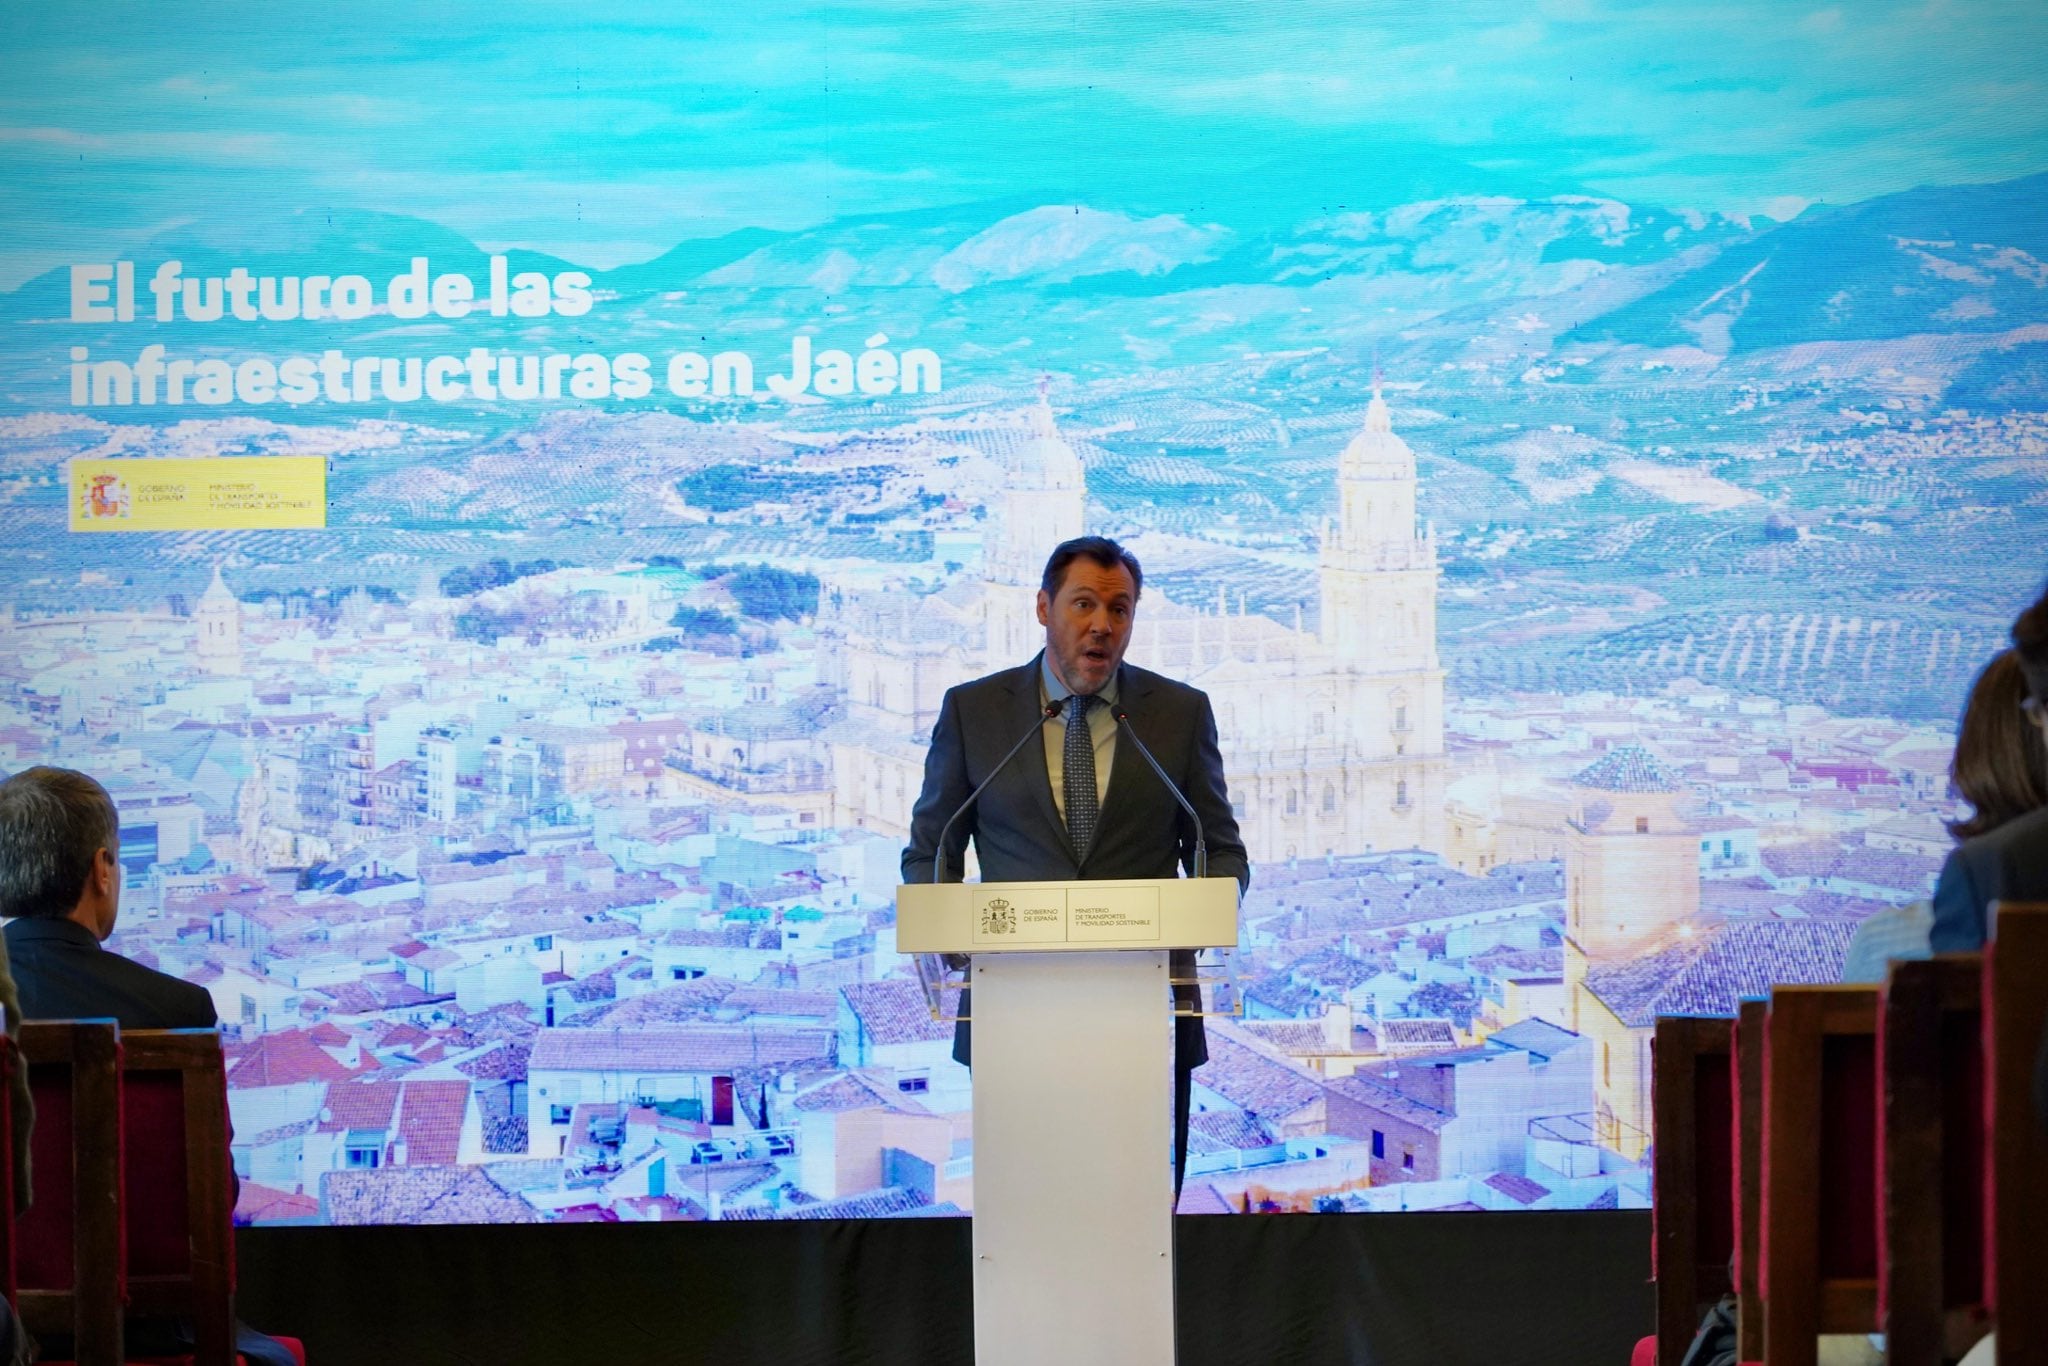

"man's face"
[1037,558,1137,696]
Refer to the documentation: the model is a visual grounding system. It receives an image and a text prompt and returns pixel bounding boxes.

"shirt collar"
[1039,652,1119,711]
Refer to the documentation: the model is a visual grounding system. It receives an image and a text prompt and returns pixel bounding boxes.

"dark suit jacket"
[1929,804,2048,953]
[901,656,1251,1070]
[5,915,230,1218]
[3,917,219,1030]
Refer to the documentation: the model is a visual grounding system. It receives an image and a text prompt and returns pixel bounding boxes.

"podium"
[897,876,1240,1366]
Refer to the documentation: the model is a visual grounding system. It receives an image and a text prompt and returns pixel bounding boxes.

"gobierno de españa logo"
[979,898,1016,935]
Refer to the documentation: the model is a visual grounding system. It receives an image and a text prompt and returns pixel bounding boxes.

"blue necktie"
[1064,693,1099,859]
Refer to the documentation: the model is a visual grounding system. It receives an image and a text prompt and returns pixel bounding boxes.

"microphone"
[1110,705,1208,879]
[930,697,1066,883]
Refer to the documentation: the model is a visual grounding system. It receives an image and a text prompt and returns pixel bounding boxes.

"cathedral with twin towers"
[821,382,1448,867]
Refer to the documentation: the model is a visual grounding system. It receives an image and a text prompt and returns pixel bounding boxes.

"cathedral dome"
[1010,393,1085,493]
[1338,386,1416,481]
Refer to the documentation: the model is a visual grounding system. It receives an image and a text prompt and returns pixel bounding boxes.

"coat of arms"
[979,898,1016,935]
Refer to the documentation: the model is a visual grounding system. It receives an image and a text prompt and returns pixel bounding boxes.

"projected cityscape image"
[3,5,2046,1225]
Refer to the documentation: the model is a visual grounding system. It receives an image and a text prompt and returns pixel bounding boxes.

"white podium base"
[970,950,1176,1366]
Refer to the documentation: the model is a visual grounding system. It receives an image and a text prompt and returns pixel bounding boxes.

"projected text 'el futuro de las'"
[61,256,942,406]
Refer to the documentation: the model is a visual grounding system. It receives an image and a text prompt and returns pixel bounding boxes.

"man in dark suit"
[1931,582,2048,951]
[0,771,217,1031]
[902,536,1250,1201]
[0,766,294,1366]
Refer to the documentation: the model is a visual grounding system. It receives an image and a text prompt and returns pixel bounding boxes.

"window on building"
[1394,705,1408,732]
[1395,779,1409,807]
[550,1105,573,1126]
[345,1141,381,1170]
[1635,816,1650,833]
[1371,1130,1385,1159]
[1402,1148,1415,1172]
[1322,783,1337,814]
[672,966,705,981]
[1286,789,1298,816]
[898,1074,930,1095]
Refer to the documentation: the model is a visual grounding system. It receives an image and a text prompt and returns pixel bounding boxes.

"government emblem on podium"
[979,899,1017,935]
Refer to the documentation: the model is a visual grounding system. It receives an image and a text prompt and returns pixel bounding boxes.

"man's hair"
[2014,577,2048,708]
[1040,536,1143,599]
[0,766,119,920]
[1948,650,2048,840]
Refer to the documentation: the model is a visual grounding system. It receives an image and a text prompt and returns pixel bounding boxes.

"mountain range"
[5,170,2046,409]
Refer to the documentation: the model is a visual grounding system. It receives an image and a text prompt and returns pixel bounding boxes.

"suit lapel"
[1005,657,1068,855]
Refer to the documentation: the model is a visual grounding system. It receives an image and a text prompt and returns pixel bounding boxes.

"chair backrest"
[1732,996,1766,1364]
[119,1028,236,1366]
[1761,984,1879,1366]
[15,1019,123,1366]
[1985,902,2048,1365]
[1879,954,1986,1366]
[1651,1014,1735,1366]
[0,1034,16,1303]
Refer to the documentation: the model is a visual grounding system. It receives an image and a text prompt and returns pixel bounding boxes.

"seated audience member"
[1842,648,2048,981]
[0,766,294,1366]
[0,767,215,1028]
[1931,584,2048,951]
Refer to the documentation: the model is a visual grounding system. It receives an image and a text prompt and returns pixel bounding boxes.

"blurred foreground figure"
[0,766,295,1366]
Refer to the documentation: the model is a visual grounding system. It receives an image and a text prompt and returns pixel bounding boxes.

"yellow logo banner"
[69,456,326,531]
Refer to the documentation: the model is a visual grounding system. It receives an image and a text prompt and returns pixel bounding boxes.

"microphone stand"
[1110,705,1208,878]
[930,696,1066,884]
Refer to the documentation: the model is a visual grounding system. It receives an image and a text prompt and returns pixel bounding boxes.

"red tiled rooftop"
[1582,919,1858,1027]
[234,1182,320,1226]
[841,978,949,1047]
[1192,1026,1324,1121]
[229,1030,373,1087]
[396,1079,471,1165]
[792,1071,927,1115]
[1484,1172,1550,1206]
[319,1079,402,1133]
[321,1165,540,1225]
[529,1024,833,1075]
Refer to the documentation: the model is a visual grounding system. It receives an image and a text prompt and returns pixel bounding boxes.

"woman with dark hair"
[1944,650,2048,839]
[1841,649,2048,982]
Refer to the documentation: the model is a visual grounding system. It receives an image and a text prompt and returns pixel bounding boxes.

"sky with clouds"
[1,0,2044,287]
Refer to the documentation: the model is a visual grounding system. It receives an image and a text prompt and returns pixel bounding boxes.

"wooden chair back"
[15,1020,123,1366]
[0,1033,17,1304]
[119,1028,236,1366]
[1761,985,1879,1366]
[1732,996,1766,1364]
[1985,902,2048,1365]
[1879,954,1986,1366]
[1651,1014,1735,1365]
